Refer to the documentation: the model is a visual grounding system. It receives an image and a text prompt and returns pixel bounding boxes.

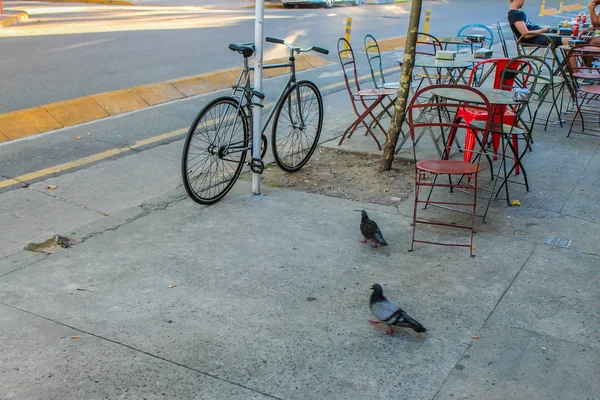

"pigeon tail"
[403,316,427,333]
[374,232,388,246]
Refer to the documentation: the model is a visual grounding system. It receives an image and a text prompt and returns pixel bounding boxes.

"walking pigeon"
[369,284,426,334]
[358,210,388,247]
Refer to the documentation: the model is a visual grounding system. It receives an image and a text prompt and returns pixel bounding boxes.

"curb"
[0,54,330,143]
[0,11,30,27]
[362,35,406,52]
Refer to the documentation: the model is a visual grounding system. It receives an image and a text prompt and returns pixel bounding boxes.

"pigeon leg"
[386,325,395,335]
[371,243,379,248]
[360,239,367,244]
[368,320,381,325]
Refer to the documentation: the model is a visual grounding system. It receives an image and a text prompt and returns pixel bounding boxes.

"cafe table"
[436,36,469,50]
[398,53,478,86]
[428,87,531,218]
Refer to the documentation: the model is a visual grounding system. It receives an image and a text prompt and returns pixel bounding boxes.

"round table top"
[436,36,468,45]
[430,87,527,105]
[401,54,476,69]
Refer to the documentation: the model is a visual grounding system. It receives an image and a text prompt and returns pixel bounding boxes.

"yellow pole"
[343,18,352,57]
[539,0,546,16]
[423,9,431,36]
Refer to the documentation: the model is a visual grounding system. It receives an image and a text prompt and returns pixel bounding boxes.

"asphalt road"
[0,0,527,114]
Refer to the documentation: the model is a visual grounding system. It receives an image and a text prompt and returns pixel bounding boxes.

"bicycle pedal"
[249,158,264,174]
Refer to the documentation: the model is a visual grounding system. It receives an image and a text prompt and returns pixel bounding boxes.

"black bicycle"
[181,37,328,205]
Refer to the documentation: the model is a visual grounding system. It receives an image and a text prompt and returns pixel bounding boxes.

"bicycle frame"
[234,52,304,134]
[212,42,317,159]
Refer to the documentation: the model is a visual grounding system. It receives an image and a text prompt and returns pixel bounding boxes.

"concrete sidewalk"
[0,87,599,399]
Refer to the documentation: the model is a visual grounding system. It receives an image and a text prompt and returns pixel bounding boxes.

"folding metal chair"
[563,45,600,116]
[566,45,600,137]
[496,22,510,58]
[337,38,396,150]
[407,85,494,257]
[363,34,412,148]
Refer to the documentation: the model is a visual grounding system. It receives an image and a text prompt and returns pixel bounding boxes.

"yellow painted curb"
[171,76,219,97]
[29,0,135,5]
[0,108,63,142]
[242,3,284,9]
[541,7,561,15]
[0,11,29,27]
[0,54,330,143]
[561,3,584,11]
[44,97,109,127]
[373,36,407,53]
[132,83,185,106]
[90,89,149,115]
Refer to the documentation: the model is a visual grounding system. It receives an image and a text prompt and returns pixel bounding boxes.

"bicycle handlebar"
[265,36,329,55]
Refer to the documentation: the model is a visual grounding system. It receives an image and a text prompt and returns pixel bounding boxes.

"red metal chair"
[337,38,396,150]
[407,85,494,257]
[447,58,523,165]
[416,33,443,56]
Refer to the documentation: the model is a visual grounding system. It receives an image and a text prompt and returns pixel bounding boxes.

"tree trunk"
[378,0,423,171]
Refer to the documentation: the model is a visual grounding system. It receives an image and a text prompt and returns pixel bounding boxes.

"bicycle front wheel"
[272,80,323,172]
[181,97,249,205]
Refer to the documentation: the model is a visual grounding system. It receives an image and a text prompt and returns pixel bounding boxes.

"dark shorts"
[521,35,562,47]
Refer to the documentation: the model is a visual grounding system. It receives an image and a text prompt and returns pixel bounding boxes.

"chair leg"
[409,172,421,252]
[469,173,478,257]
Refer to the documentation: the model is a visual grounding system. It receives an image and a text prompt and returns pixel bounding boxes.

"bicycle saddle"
[229,43,255,58]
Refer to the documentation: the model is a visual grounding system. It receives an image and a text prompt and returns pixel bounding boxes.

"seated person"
[508,0,569,47]
[589,0,600,28]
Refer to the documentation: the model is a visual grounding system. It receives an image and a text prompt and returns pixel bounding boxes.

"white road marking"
[43,38,114,54]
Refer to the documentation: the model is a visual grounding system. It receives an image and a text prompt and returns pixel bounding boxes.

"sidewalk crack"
[0,301,284,400]
[430,244,538,400]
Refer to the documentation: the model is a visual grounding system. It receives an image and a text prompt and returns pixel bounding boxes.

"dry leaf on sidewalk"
[47,185,58,190]
[71,336,79,339]
[511,200,521,206]
[76,136,82,140]
[471,335,479,339]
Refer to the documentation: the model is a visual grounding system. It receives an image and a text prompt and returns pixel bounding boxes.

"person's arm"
[589,1,600,27]
[513,21,550,39]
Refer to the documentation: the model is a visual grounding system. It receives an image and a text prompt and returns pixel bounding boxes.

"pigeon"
[358,210,388,247]
[369,284,426,335]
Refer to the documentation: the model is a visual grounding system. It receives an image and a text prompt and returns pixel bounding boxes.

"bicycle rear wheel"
[181,97,249,205]
[272,80,323,172]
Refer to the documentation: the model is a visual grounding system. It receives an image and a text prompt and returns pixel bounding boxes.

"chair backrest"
[416,33,443,55]
[565,44,600,86]
[407,85,493,163]
[467,58,517,89]
[457,23,494,50]
[496,22,509,57]
[500,55,553,124]
[337,38,361,97]
[364,34,385,88]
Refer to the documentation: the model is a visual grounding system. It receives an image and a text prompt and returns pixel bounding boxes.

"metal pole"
[342,18,352,57]
[252,0,264,195]
[539,0,546,16]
